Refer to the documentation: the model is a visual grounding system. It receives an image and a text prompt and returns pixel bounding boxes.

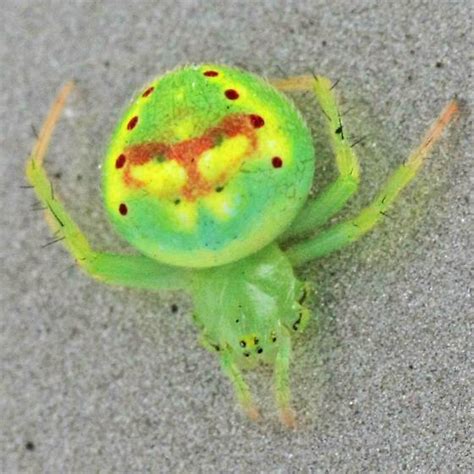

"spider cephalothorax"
[26,64,458,427]
[192,244,311,361]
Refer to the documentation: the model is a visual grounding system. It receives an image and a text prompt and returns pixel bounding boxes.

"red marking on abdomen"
[272,156,283,168]
[122,114,259,201]
[119,203,128,215]
[127,116,139,130]
[142,86,154,97]
[115,154,126,169]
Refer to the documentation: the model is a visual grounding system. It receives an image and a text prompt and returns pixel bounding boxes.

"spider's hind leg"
[25,82,188,290]
[274,75,361,242]
[284,99,459,266]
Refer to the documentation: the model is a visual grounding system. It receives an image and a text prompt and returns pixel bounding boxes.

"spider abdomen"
[103,65,315,267]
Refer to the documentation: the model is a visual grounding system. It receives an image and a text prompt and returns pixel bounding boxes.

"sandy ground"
[1,1,471,472]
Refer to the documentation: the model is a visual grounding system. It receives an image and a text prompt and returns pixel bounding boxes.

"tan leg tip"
[244,405,261,422]
[279,407,297,429]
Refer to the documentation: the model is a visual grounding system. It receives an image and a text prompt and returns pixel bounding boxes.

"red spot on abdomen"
[115,154,126,169]
[127,116,138,130]
[225,89,239,100]
[272,156,283,168]
[142,86,154,97]
[119,203,128,215]
[249,114,265,128]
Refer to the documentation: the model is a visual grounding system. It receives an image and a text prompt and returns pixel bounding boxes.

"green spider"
[26,65,458,427]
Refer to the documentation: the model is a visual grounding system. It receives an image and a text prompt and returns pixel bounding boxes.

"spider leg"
[284,99,459,266]
[270,75,316,91]
[274,328,296,428]
[25,82,189,290]
[275,75,361,241]
[219,351,260,422]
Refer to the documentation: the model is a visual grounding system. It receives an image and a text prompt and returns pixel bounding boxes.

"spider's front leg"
[25,83,189,290]
[274,328,297,428]
[284,99,459,266]
[273,75,361,241]
[219,350,261,422]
